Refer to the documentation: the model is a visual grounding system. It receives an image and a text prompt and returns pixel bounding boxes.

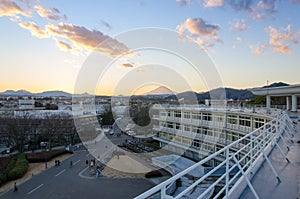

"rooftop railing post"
[225,148,230,198]
[232,154,259,199]
[255,139,281,183]
[250,135,254,174]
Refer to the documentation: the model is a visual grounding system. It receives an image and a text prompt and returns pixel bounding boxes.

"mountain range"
[0,82,289,99]
[0,90,72,97]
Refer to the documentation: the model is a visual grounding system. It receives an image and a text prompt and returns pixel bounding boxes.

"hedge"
[26,149,73,163]
[145,170,163,178]
[0,154,28,185]
[0,156,11,173]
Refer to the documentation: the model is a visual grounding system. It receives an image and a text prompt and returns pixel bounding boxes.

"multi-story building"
[152,105,275,166]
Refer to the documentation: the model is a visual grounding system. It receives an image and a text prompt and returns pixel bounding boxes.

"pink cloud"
[0,0,28,17]
[34,5,66,21]
[18,21,48,38]
[177,17,221,48]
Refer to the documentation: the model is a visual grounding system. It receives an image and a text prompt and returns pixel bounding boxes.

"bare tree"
[41,112,71,150]
[0,111,35,153]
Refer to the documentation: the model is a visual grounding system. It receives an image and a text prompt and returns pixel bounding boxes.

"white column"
[291,95,297,112]
[286,96,291,110]
[266,95,271,110]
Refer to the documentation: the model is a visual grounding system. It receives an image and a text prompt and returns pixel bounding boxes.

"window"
[239,116,251,127]
[192,126,198,133]
[175,136,181,142]
[214,115,224,122]
[167,122,173,128]
[160,112,166,117]
[228,115,237,124]
[191,113,201,120]
[184,125,190,132]
[160,132,166,139]
[174,111,181,118]
[254,117,265,129]
[182,137,190,145]
[203,113,212,121]
[175,123,181,130]
[192,140,201,148]
[159,122,166,128]
[202,127,208,135]
[183,112,191,119]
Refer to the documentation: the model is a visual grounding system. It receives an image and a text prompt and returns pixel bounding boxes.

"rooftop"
[241,112,300,198]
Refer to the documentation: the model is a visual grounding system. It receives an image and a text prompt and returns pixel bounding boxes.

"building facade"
[152,105,275,166]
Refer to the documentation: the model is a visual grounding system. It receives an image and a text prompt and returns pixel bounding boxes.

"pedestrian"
[70,160,73,168]
[13,182,18,192]
[57,160,60,166]
[55,160,57,167]
[86,160,88,166]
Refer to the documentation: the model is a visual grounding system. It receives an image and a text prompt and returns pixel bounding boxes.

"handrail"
[135,111,294,199]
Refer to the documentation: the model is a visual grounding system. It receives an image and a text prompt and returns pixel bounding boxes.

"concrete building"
[18,99,35,110]
[250,84,300,112]
[152,105,274,166]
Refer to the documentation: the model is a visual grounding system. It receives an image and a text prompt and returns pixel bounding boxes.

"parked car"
[1,148,10,154]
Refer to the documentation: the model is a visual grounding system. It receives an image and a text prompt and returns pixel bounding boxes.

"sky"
[0,0,299,95]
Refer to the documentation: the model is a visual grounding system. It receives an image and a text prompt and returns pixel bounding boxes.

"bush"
[0,154,28,185]
[26,149,73,163]
[0,156,11,173]
[0,172,7,185]
[7,154,28,181]
[145,170,163,178]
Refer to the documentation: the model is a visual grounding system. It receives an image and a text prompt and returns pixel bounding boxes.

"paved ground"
[241,112,300,199]
[0,150,155,199]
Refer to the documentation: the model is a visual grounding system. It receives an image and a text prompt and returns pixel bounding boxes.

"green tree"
[101,111,115,126]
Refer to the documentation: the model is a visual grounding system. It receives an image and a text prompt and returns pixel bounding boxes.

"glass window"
[183,112,191,119]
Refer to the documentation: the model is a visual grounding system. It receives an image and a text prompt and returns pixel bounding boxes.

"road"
[0,150,154,199]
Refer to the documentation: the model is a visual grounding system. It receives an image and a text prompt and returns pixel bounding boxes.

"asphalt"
[0,150,155,199]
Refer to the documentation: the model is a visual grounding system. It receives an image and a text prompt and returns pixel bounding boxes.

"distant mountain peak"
[262,82,289,88]
[143,86,175,95]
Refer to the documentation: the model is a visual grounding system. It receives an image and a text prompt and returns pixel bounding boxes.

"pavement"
[0,150,155,199]
[241,112,300,199]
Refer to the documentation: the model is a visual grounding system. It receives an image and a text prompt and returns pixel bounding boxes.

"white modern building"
[152,105,275,166]
[250,84,300,112]
[18,99,35,110]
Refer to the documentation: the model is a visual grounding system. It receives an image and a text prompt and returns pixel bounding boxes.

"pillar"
[291,95,297,112]
[286,96,291,110]
[266,95,271,110]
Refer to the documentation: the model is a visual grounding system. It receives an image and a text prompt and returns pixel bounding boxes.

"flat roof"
[250,84,300,96]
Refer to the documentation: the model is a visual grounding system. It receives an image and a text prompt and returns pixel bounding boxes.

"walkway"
[0,150,154,199]
[241,112,300,199]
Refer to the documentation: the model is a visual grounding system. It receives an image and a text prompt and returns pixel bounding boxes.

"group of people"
[86,159,96,167]
[54,160,61,166]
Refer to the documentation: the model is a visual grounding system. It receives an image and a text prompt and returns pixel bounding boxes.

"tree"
[0,112,35,153]
[41,112,71,150]
[34,101,43,108]
[101,111,115,126]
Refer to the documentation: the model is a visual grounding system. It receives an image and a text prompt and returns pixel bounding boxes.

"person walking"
[70,160,73,168]
[13,182,18,192]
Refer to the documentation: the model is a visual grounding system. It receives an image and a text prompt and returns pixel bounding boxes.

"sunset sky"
[0,0,299,95]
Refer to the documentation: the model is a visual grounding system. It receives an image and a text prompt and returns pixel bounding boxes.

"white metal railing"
[135,111,296,199]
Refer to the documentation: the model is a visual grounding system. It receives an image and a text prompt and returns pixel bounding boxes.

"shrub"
[0,156,11,173]
[0,154,28,185]
[145,170,163,178]
[0,172,7,185]
[26,149,73,163]
[7,154,28,181]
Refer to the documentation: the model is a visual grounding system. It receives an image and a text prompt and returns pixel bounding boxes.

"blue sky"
[0,0,299,95]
